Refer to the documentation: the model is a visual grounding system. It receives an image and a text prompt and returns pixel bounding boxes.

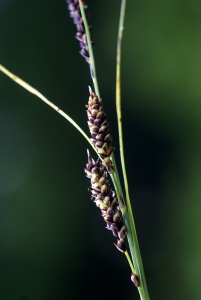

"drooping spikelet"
[86,88,114,165]
[66,0,92,63]
[85,151,126,253]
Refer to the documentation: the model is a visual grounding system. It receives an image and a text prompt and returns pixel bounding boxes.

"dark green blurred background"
[1,0,201,299]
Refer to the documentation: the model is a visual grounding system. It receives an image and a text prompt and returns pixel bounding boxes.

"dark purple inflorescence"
[85,151,126,253]
[66,0,92,63]
[86,88,115,173]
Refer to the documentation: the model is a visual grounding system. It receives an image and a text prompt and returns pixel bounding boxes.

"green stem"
[79,0,100,99]
[125,251,135,273]
[115,1,150,299]
[110,158,149,300]
[0,64,97,153]
[116,0,128,200]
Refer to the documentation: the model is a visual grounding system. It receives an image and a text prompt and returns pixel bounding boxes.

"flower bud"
[131,273,140,288]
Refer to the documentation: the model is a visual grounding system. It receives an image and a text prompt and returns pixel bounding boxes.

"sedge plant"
[0,1,150,299]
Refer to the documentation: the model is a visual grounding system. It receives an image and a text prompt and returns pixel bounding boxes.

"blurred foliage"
[1,0,201,299]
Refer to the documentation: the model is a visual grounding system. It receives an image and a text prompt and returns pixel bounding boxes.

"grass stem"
[79,0,100,99]
[0,64,95,152]
[115,1,150,299]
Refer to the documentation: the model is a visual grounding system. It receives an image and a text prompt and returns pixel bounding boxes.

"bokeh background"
[0,0,201,299]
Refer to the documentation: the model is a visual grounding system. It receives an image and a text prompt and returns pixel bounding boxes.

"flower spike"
[86,88,115,173]
[85,151,126,253]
